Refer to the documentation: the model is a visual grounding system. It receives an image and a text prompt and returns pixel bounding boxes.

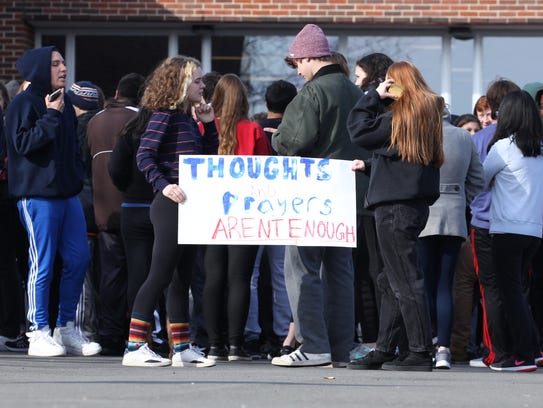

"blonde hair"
[140,55,200,113]
[387,61,444,167]
[211,73,249,155]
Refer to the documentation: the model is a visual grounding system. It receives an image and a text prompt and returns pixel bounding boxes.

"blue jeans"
[18,197,90,330]
[374,201,432,353]
[245,245,291,340]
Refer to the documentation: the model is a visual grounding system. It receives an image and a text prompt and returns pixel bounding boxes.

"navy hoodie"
[5,46,83,199]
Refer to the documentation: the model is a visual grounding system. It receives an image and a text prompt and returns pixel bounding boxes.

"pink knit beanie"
[288,24,331,59]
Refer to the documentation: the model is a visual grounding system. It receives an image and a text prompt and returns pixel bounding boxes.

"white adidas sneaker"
[271,347,331,367]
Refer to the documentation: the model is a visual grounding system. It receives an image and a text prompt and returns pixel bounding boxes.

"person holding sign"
[121,56,218,368]
[347,61,444,371]
[202,74,273,362]
[270,24,363,367]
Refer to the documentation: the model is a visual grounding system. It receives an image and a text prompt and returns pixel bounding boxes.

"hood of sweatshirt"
[15,46,56,96]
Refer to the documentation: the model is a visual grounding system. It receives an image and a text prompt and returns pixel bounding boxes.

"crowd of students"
[1,23,543,373]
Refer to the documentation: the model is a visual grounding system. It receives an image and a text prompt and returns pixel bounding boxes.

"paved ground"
[1,352,542,408]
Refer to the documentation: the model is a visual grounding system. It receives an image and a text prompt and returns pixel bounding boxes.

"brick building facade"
[3,1,543,80]
[1,1,543,113]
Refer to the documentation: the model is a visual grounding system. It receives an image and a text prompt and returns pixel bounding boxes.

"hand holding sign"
[163,183,187,204]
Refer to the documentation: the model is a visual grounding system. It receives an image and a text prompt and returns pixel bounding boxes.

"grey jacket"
[419,116,484,238]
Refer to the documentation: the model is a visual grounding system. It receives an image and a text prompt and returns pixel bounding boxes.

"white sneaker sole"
[435,361,451,369]
[28,348,66,357]
[122,359,171,367]
[489,365,537,372]
[64,344,102,357]
[172,359,216,368]
[271,357,331,367]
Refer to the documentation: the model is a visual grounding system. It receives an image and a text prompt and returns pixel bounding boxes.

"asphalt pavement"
[1,353,542,408]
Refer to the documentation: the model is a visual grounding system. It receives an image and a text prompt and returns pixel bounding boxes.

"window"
[75,35,168,99]
[179,36,202,60]
[42,35,66,57]
[483,37,543,94]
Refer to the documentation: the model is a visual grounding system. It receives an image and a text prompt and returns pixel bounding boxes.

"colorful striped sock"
[170,322,190,353]
[127,318,150,351]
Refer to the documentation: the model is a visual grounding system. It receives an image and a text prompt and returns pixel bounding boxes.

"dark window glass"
[179,36,201,60]
[211,36,244,75]
[75,36,168,99]
[42,35,66,56]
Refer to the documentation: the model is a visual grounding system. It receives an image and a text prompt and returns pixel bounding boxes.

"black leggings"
[204,245,258,346]
[131,193,194,324]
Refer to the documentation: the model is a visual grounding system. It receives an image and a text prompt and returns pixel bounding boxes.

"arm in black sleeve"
[108,132,134,192]
[347,89,392,150]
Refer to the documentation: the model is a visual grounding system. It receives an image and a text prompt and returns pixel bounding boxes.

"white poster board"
[177,155,357,247]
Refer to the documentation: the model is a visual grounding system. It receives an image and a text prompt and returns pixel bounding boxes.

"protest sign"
[178,155,357,247]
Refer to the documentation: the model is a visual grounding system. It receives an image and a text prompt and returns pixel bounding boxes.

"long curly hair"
[140,55,200,113]
[211,73,249,155]
[387,61,444,167]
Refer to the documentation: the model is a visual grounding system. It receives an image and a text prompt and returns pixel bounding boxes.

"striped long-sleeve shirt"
[137,110,218,192]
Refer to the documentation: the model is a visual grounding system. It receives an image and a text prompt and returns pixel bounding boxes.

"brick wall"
[2,0,543,80]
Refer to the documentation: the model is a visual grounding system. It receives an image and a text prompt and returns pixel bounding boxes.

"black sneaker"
[99,340,125,356]
[3,334,29,352]
[490,356,537,373]
[228,346,257,362]
[207,345,228,361]
[347,350,396,370]
[259,340,281,360]
[382,351,433,372]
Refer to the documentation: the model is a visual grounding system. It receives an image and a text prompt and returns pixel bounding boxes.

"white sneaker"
[27,326,66,357]
[53,322,102,356]
[469,357,487,368]
[271,347,331,367]
[122,343,171,367]
[435,347,451,369]
[172,346,216,368]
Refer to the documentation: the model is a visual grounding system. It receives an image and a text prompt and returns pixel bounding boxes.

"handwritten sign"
[177,155,356,247]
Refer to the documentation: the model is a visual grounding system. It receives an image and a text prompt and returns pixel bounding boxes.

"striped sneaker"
[271,347,331,367]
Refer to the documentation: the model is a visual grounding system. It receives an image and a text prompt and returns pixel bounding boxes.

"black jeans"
[471,226,508,362]
[374,201,432,354]
[353,214,382,343]
[97,230,128,344]
[492,233,540,361]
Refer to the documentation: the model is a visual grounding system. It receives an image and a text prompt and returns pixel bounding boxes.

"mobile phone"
[388,84,404,98]
[49,88,62,102]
